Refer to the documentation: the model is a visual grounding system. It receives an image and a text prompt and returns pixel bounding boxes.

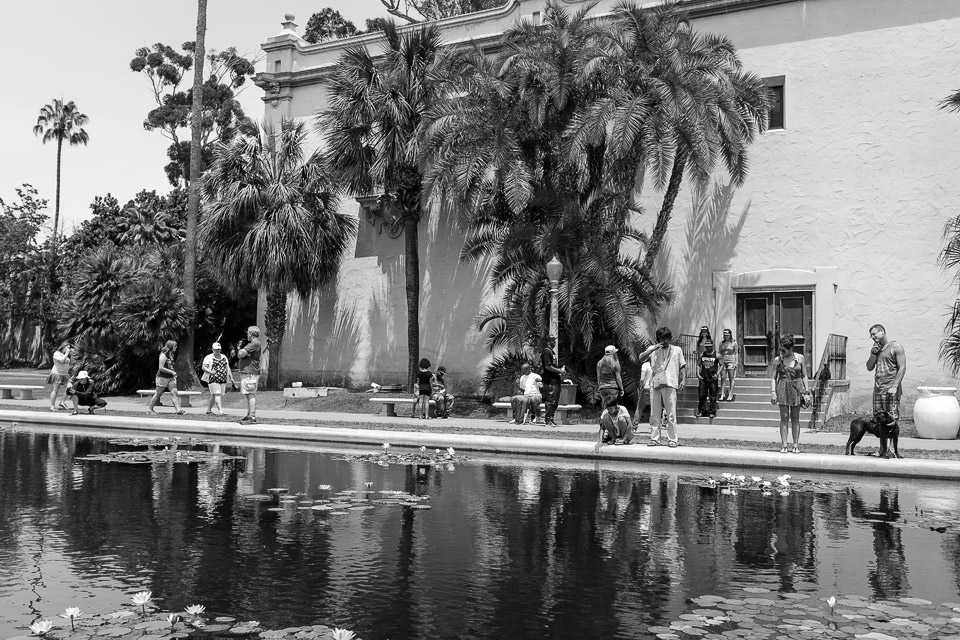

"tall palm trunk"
[264,289,287,389]
[179,0,206,385]
[642,149,688,273]
[41,137,65,367]
[53,137,62,253]
[403,215,420,389]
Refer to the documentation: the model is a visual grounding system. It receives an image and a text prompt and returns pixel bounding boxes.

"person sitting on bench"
[66,371,107,415]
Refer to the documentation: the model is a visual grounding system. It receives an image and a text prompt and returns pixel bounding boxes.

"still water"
[2,426,960,640]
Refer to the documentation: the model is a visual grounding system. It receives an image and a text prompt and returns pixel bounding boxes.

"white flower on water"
[318,484,331,491]
[737,475,746,482]
[331,628,357,640]
[30,620,54,636]
[827,596,837,612]
[167,614,179,627]
[382,442,391,450]
[435,449,441,454]
[762,481,772,487]
[245,621,260,627]
[419,446,426,453]
[184,605,205,616]
[751,476,762,483]
[762,491,773,496]
[779,490,790,496]
[60,607,82,631]
[132,590,153,613]
[447,447,456,457]
[721,472,733,479]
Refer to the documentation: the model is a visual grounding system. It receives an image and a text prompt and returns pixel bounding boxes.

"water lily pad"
[899,597,933,606]
[267,488,289,493]
[349,505,374,511]
[241,494,273,501]
[329,511,349,515]
[201,624,232,632]
[267,507,287,512]
[134,621,169,631]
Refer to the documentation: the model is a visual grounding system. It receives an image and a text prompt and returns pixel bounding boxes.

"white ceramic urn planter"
[914,383,960,440]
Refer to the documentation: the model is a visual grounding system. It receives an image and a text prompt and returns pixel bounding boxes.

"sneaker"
[238,415,253,424]
[508,419,517,424]
[614,439,624,446]
[545,421,558,428]
[70,410,79,416]
[648,440,660,446]
[87,407,96,414]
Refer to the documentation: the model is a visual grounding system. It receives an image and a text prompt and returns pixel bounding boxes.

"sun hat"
[604,345,617,354]
[212,342,222,350]
[76,371,89,380]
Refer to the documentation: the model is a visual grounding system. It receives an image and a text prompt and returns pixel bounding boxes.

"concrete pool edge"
[2,409,958,480]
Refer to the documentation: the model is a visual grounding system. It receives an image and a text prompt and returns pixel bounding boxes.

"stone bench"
[137,389,203,408]
[492,401,582,425]
[370,396,438,417]
[0,384,45,400]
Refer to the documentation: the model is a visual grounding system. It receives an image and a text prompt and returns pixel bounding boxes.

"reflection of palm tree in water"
[849,488,909,597]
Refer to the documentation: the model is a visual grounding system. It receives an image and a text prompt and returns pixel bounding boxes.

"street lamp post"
[546,256,563,342]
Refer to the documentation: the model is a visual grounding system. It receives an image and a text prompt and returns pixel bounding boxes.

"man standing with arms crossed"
[866,324,906,420]
[237,326,263,424]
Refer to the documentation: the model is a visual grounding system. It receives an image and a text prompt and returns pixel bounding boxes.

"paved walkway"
[3,386,960,480]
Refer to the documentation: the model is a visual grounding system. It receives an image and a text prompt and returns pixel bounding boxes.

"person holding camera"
[638,327,686,447]
[866,324,906,420]
[770,335,808,454]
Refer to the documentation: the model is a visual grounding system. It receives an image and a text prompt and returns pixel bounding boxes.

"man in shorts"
[237,326,262,424]
[866,324,906,420]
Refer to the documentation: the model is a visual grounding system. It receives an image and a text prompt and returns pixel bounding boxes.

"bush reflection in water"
[2,428,960,640]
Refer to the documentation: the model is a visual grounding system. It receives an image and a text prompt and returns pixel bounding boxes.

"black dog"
[845,411,902,458]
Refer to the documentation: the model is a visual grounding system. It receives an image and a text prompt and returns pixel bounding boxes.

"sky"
[0,0,387,237]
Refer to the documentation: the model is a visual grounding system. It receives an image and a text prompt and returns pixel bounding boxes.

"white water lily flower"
[827,596,837,608]
[435,449,441,454]
[419,446,426,453]
[382,442,391,450]
[30,620,54,635]
[132,590,153,613]
[331,628,357,640]
[364,482,373,488]
[167,614,179,626]
[192,620,206,629]
[762,491,773,496]
[707,478,716,484]
[737,475,746,482]
[60,607,82,631]
[751,476,762,482]
[779,490,790,496]
[317,484,331,491]
[447,447,456,456]
[184,605,205,616]
[762,481,772,487]
[721,472,733,479]
[245,621,260,627]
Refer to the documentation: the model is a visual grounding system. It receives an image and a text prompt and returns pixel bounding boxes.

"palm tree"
[33,99,90,251]
[421,1,672,399]
[941,89,960,113]
[199,119,357,388]
[319,19,447,389]
[577,1,770,271]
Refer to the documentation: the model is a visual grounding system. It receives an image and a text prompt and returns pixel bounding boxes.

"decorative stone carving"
[356,194,404,238]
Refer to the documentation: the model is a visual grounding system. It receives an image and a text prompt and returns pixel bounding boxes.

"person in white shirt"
[509,363,543,425]
[638,326,687,447]
[47,343,73,411]
[633,361,653,426]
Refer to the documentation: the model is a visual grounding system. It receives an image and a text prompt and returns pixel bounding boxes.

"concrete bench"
[370,396,438,417]
[0,385,45,400]
[492,401,582,425]
[137,389,203,408]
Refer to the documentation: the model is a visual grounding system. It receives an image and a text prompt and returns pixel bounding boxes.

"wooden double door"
[736,291,813,377]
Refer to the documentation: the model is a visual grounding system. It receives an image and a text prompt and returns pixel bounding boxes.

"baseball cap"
[76,371,89,380]
[212,342,222,349]
[604,345,617,354]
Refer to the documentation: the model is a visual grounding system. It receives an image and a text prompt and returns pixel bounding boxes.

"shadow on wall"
[657,181,750,335]
[281,201,494,390]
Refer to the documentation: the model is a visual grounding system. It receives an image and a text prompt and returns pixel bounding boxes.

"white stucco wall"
[259,0,960,409]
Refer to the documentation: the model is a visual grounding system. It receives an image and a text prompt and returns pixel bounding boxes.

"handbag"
[651,347,670,387]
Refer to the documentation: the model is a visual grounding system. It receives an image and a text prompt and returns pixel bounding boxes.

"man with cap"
[596,345,624,408]
[697,339,721,418]
[66,371,107,415]
[202,341,234,416]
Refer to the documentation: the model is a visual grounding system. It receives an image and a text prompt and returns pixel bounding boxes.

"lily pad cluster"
[242,486,432,515]
[106,436,213,447]
[76,449,244,465]
[653,588,960,640]
[335,444,467,468]
[689,472,846,497]
[13,595,362,640]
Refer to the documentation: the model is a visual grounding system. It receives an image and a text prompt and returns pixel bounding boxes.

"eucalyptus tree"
[33,99,89,252]
[576,1,770,271]
[199,119,357,388]
[422,0,671,398]
[319,20,448,388]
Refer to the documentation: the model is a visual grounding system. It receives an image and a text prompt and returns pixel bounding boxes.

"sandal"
[792,446,801,454]
[176,410,186,415]
[779,447,788,454]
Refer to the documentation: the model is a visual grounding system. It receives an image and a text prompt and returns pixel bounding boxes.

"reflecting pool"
[3,426,960,640]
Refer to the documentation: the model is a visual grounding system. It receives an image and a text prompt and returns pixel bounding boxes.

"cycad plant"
[200,118,356,388]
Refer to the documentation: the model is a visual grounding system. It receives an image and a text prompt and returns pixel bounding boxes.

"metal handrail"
[808,333,848,429]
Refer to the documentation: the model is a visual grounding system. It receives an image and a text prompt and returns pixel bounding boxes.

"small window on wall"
[764,76,785,130]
